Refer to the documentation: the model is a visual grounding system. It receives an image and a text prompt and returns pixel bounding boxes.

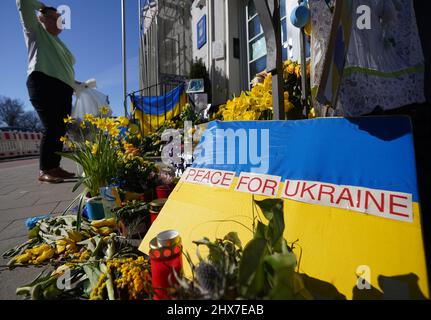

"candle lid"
[149,237,159,250]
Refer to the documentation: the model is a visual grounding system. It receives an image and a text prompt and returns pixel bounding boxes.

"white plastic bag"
[72,79,111,120]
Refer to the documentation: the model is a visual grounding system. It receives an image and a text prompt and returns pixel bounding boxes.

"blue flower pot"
[86,197,105,220]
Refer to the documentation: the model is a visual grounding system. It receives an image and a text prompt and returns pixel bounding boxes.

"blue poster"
[197,15,207,49]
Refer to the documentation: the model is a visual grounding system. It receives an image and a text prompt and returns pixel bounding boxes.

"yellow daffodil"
[104,118,116,132]
[60,136,68,143]
[99,105,110,115]
[84,113,95,122]
[116,116,129,127]
[85,140,91,147]
[94,118,106,131]
[284,101,294,113]
[66,141,76,149]
[122,141,133,149]
[295,65,301,78]
[63,115,73,124]
[128,123,139,135]
[308,107,316,119]
[91,144,98,155]
[263,74,272,92]
[80,121,87,129]
[109,127,120,137]
[287,64,295,74]
[218,59,310,121]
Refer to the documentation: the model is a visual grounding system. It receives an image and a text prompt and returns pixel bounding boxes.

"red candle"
[149,230,183,300]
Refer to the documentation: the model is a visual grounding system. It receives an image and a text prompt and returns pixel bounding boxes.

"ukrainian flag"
[140,116,429,299]
[131,84,187,135]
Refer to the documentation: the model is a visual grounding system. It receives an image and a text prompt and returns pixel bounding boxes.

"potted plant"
[61,114,121,198]
[114,151,159,203]
[60,111,131,225]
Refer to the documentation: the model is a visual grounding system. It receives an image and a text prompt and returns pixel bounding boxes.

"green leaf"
[75,192,86,232]
[72,178,85,193]
[244,261,265,298]
[83,264,102,295]
[91,236,104,258]
[223,232,242,248]
[267,204,285,246]
[255,199,285,246]
[238,237,267,288]
[264,251,297,299]
[254,198,283,221]
[267,267,295,299]
[264,251,297,272]
[254,221,268,239]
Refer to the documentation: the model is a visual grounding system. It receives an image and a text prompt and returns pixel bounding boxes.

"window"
[246,0,289,83]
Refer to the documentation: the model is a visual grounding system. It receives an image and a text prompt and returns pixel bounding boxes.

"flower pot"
[86,197,105,220]
[100,186,117,218]
[155,185,174,199]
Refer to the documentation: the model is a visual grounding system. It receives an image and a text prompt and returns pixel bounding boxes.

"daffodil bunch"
[217,74,292,121]
[282,59,312,119]
[217,59,312,121]
[60,108,133,197]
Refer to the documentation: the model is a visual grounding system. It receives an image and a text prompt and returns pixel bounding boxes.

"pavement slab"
[0,158,79,300]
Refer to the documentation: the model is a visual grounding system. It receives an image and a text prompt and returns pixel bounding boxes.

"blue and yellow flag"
[140,116,429,299]
[316,0,353,108]
[131,84,187,135]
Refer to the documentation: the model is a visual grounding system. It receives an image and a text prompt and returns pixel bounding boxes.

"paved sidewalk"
[0,158,80,300]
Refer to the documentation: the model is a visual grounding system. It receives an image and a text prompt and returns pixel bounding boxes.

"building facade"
[140,0,193,95]
[191,0,306,106]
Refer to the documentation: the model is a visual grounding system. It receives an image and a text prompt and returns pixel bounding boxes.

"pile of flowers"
[90,256,152,300]
[217,60,314,121]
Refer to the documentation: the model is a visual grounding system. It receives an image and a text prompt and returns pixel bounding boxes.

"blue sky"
[0,0,141,116]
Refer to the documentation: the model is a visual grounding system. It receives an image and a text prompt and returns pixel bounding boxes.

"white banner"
[281,179,413,223]
[235,172,281,197]
[182,168,235,189]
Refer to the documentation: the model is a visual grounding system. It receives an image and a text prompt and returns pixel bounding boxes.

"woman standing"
[17,0,77,183]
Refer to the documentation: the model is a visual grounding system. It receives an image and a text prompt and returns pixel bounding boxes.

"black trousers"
[26,71,73,171]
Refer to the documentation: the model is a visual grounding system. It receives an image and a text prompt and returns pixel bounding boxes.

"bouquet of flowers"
[61,107,130,197]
